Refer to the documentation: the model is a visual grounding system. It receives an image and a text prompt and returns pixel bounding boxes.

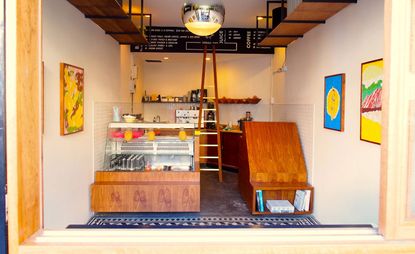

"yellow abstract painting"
[60,63,84,135]
[361,59,383,144]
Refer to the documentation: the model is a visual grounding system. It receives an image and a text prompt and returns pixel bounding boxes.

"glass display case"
[91,122,200,213]
[104,122,197,172]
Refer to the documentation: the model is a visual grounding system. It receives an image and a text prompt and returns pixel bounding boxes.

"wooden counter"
[200,129,243,170]
[91,171,200,212]
[91,133,201,213]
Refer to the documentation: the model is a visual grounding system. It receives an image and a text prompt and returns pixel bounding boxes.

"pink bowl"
[111,131,124,138]
[132,130,144,138]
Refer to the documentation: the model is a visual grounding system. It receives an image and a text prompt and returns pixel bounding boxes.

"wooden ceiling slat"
[76,6,126,17]
[67,0,148,45]
[258,37,296,47]
[259,1,354,47]
[269,22,320,36]
[92,19,139,33]
[67,0,122,8]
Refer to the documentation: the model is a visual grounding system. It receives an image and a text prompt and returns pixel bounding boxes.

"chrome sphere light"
[182,3,225,36]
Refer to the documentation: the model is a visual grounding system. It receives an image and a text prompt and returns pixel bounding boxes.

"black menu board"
[131,26,274,54]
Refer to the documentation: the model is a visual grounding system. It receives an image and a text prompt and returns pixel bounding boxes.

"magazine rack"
[238,122,314,214]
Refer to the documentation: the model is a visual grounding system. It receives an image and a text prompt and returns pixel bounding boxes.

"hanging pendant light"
[182,3,225,36]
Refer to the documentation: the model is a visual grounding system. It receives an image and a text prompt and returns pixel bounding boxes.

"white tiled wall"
[143,103,272,126]
[93,102,141,171]
[272,104,315,183]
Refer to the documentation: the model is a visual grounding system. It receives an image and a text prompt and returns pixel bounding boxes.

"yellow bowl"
[123,115,136,123]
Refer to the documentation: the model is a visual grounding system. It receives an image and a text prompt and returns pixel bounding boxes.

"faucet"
[153,115,161,123]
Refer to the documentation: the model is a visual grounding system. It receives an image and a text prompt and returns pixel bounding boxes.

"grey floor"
[200,170,251,216]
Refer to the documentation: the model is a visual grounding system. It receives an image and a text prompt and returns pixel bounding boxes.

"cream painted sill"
[26,227,383,245]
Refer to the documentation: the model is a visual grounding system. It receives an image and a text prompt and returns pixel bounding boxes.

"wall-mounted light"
[182,3,225,36]
[163,57,169,60]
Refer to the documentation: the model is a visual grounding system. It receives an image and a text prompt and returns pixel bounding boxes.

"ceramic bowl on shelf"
[122,115,136,123]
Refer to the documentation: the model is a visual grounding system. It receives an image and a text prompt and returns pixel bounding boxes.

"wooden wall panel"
[91,184,200,212]
[92,171,200,212]
[15,0,41,244]
[244,122,307,183]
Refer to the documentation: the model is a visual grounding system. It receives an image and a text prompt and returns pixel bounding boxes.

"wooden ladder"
[197,44,223,182]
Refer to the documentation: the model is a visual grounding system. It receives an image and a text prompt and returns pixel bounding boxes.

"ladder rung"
[200,168,220,172]
[200,132,218,135]
[202,108,216,111]
[200,156,219,159]
[200,144,218,147]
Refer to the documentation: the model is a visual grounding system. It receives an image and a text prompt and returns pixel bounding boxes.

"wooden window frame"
[6,0,415,253]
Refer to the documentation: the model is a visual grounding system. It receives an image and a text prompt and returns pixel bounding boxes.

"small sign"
[131,26,274,54]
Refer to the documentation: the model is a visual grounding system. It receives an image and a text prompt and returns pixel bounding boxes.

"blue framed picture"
[324,74,345,131]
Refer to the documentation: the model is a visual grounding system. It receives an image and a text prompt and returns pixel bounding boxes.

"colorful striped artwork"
[360,59,383,144]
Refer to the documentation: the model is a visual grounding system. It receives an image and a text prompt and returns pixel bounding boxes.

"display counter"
[91,122,200,212]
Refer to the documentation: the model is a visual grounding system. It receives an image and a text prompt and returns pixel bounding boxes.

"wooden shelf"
[143,101,201,104]
[68,0,147,45]
[259,1,356,47]
[142,101,261,105]
[252,182,313,190]
[252,210,312,215]
[252,183,314,215]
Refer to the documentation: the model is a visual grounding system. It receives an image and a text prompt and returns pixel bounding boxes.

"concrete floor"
[200,170,251,216]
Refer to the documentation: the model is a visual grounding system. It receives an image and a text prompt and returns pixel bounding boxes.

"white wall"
[42,0,131,229]
[279,0,383,224]
[138,53,273,124]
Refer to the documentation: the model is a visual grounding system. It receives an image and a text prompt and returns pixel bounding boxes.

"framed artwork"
[60,63,84,135]
[324,73,345,131]
[360,59,383,144]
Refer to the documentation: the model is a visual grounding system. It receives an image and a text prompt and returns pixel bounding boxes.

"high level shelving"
[259,0,357,47]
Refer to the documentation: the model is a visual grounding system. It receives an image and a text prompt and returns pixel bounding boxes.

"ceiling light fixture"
[182,3,225,36]
[163,57,169,60]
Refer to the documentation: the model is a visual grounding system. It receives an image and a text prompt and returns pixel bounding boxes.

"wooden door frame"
[379,0,415,239]
[6,0,415,253]
[6,0,42,253]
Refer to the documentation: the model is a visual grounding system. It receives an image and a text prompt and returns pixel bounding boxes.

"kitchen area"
[89,51,273,214]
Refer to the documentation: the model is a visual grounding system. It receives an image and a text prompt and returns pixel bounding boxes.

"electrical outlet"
[130,65,137,80]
